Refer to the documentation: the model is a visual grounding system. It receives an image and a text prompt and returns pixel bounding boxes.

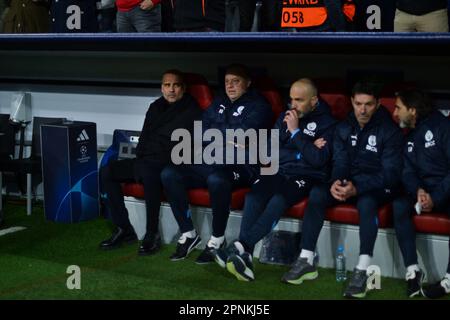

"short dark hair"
[162,69,185,86]
[351,82,381,100]
[396,89,433,119]
[224,64,251,81]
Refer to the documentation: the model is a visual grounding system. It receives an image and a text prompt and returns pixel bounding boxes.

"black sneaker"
[138,232,162,256]
[344,268,368,299]
[99,227,137,250]
[406,269,425,298]
[215,241,241,268]
[196,240,225,265]
[226,252,254,281]
[170,234,201,261]
[421,277,450,299]
[281,257,318,285]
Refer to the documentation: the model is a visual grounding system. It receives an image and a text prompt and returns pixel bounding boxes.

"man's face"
[225,74,250,102]
[351,93,379,128]
[289,83,318,118]
[161,73,185,103]
[393,97,416,128]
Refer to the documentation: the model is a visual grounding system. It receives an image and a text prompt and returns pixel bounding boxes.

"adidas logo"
[77,129,89,142]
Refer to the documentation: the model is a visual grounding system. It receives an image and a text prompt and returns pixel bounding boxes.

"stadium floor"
[0,201,448,300]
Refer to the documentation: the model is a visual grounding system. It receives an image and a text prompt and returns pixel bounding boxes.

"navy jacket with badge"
[275,100,337,181]
[402,111,450,208]
[332,106,404,195]
[201,87,273,165]
[202,88,272,133]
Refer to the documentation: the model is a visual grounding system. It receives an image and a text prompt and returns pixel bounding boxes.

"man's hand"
[330,180,357,202]
[283,110,299,134]
[417,188,434,212]
[140,0,154,10]
[314,138,327,149]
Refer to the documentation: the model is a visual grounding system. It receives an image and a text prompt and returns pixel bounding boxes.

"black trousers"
[100,158,165,235]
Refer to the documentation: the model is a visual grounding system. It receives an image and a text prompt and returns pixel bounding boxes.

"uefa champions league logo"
[80,145,88,157]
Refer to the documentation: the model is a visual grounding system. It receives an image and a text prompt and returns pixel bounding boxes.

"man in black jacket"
[394,0,448,32]
[161,64,273,264]
[392,89,450,299]
[99,70,202,256]
[214,79,337,281]
[173,0,225,31]
[282,82,403,298]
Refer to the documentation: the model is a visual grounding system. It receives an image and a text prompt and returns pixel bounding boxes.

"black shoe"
[344,268,368,299]
[215,240,242,268]
[170,234,201,261]
[281,257,318,285]
[99,227,137,250]
[406,269,424,298]
[421,277,450,299]
[138,232,162,256]
[226,252,255,281]
[196,239,226,264]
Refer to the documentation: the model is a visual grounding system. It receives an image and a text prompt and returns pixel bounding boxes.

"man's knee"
[356,194,379,219]
[307,185,330,206]
[393,196,414,222]
[160,166,181,187]
[207,171,231,191]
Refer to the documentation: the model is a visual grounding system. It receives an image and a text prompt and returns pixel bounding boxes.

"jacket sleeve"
[353,127,404,195]
[402,142,422,196]
[331,123,351,181]
[135,104,154,157]
[430,122,450,208]
[290,123,335,168]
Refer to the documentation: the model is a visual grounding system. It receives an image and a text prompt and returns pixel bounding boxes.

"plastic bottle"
[336,246,347,282]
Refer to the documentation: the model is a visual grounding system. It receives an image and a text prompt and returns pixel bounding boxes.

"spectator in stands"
[116,0,161,32]
[3,0,50,33]
[173,0,225,32]
[99,70,202,256]
[394,0,449,32]
[392,89,450,299]
[214,79,337,281]
[282,82,403,299]
[160,64,273,264]
[98,0,117,33]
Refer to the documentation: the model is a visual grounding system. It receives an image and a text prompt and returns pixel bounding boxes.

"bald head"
[289,78,319,118]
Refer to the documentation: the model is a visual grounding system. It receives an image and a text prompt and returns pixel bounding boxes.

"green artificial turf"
[0,202,447,300]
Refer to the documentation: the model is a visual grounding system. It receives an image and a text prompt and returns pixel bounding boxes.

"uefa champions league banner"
[41,121,99,223]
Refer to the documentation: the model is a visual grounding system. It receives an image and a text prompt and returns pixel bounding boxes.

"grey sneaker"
[281,257,318,285]
[226,252,254,281]
[344,268,368,299]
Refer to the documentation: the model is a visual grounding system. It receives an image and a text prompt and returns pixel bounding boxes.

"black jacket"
[135,94,202,164]
[275,100,337,181]
[332,106,404,195]
[403,111,450,208]
[173,0,225,31]
[396,0,447,15]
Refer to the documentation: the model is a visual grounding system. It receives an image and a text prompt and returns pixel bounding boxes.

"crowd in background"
[0,0,449,34]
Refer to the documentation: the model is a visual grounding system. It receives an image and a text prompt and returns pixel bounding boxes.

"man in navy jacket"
[392,89,450,299]
[161,64,273,264]
[214,78,337,281]
[282,82,403,298]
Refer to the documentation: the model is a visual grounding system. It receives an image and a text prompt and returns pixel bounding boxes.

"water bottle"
[336,246,347,282]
